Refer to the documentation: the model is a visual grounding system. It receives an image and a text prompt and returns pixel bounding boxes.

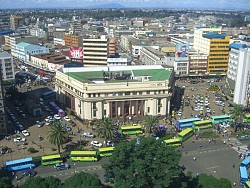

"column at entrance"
[129,101,132,117]
[122,101,125,117]
[136,100,139,116]
[115,101,118,119]
[109,102,113,118]
[141,100,145,116]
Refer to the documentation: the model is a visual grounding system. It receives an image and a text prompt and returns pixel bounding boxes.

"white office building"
[0,50,15,80]
[233,48,250,107]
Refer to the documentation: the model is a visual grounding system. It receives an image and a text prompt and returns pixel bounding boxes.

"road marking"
[206,166,220,169]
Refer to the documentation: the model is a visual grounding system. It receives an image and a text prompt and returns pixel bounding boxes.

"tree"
[103,137,196,188]
[62,172,102,188]
[96,117,114,144]
[47,121,68,154]
[230,104,244,132]
[0,177,13,188]
[20,176,61,188]
[144,115,159,133]
[198,174,231,188]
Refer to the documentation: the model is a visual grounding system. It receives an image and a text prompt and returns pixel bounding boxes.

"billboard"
[69,46,83,59]
[175,43,189,61]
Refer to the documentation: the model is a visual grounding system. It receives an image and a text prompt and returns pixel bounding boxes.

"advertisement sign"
[69,46,83,59]
[175,43,189,61]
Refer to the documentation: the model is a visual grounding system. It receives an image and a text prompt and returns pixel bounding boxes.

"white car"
[22,130,30,137]
[91,141,103,147]
[178,112,182,116]
[14,137,26,143]
[54,114,61,120]
[64,116,70,122]
[36,121,43,128]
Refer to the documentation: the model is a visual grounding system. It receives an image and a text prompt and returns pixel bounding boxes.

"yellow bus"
[70,151,98,162]
[178,128,194,142]
[193,120,213,130]
[41,154,62,166]
[164,138,182,147]
[243,114,250,123]
[120,125,143,135]
[98,147,115,157]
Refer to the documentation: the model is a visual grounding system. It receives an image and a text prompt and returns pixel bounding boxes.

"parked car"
[22,130,30,137]
[64,116,71,122]
[22,170,37,177]
[65,125,72,132]
[14,137,26,143]
[54,163,70,170]
[82,132,95,138]
[21,114,27,119]
[91,141,103,147]
[36,121,43,128]
[54,114,61,120]
[107,141,115,147]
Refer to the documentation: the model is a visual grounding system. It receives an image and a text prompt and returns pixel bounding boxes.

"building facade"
[55,65,174,120]
[64,34,83,48]
[0,51,15,80]
[188,50,208,75]
[233,48,250,107]
[193,28,230,74]
[10,15,24,31]
[0,50,8,135]
[140,47,167,65]
[13,42,49,62]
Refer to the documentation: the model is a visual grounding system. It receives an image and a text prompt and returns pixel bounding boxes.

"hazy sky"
[0,0,250,9]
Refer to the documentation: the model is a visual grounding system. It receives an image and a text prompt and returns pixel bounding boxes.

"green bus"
[211,114,233,125]
[120,125,143,135]
[243,114,250,123]
[244,181,250,188]
[98,147,115,157]
[193,120,213,130]
[41,154,62,166]
[178,128,194,142]
[164,138,182,147]
[70,151,98,162]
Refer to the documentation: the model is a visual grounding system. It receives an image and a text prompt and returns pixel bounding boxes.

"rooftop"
[230,43,247,50]
[202,32,228,39]
[16,42,31,48]
[63,65,172,83]
[0,50,12,58]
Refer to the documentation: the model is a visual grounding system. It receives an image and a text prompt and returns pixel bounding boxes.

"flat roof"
[65,66,172,83]
[0,51,12,58]
[202,32,228,39]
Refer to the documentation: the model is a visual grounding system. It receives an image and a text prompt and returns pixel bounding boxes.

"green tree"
[198,174,231,188]
[0,177,13,188]
[230,104,244,132]
[47,121,68,154]
[96,117,114,144]
[20,176,61,188]
[103,137,195,188]
[144,115,159,133]
[62,172,102,188]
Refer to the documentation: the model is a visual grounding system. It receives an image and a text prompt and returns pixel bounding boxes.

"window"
[104,110,106,116]
[93,110,96,117]
[125,92,130,95]
[93,102,97,109]
[148,107,150,113]
[158,106,161,113]
[147,91,150,94]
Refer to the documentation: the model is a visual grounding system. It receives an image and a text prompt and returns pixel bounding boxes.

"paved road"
[180,136,245,188]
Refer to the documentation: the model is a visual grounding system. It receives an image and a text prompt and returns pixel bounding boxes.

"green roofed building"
[55,65,174,120]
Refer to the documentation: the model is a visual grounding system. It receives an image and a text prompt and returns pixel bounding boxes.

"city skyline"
[0,0,250,10]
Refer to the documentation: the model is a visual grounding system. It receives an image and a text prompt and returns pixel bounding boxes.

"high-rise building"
[10,15,24,31]
[64,34,83,48]
[233,48,250,107]
[83,36,116,66]
[0,51,15,81]
[193,28,230,74]
[0,50,9,135]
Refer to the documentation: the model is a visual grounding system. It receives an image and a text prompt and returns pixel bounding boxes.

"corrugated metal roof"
[202,32,228,39]
[230,43,247,50]
[16,42,31,48]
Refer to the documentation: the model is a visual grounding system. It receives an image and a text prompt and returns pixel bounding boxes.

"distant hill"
[85,3,125,9]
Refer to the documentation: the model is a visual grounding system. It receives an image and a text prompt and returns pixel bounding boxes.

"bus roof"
[164,138,181,143]
[211,114,231,119]
[178,128,193,137]
[240,166,248,179]
[121,125,142,130]
[241,156,250,167]
[194,120,212,125]
[5,157,33,166]
[245,113,250,118]
[41,154,61,160]
[98,147,115,152]
[177,118,201,123]
[71,151,97,155]
[245,181,250,186]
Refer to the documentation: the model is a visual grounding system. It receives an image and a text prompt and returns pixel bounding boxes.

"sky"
[0,0,250,10]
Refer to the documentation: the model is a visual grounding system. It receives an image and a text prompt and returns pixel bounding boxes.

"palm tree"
[96,117,114,145]
[230,104,244,132]
[48,121,68,154]
[144,115,159,134]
